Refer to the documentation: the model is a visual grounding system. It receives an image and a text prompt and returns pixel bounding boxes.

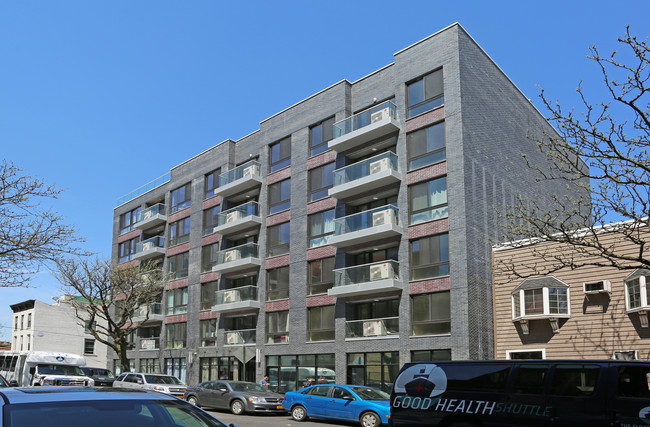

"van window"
[444,365,510,393]
[513,367,546,394]
[551,367,600,396]
[617,366,650,398]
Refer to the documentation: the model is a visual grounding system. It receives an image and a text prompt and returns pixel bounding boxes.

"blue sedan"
[282,384,390,427]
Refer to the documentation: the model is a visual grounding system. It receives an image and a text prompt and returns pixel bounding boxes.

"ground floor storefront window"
[199,356,255,383]
[165,357,186,383]
[266,353,335,393]
[347,351,399,393]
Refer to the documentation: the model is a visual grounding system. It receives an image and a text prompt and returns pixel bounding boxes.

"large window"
[308,257,335,295]
[309,117,335,157]
[165,323,186,349]
[165,357,187,383]
[168,252,189,279]
[203,206,222,235]
[308,209,335,248]
[347,351,399,393]
[267,266,290,301]
[269,136,291,173]
[201,281,218,310]
[169,217,190,246]
[625,271,650,311]
[205,169,220,199]
[409,176,448,225]
[119,207,141,234]
[412,349,452,362]
[266,311,289,344]
[200,319,217,347]
[84,339,95,355]
[118,238,138,263]
[308,305,335,341]
[411,291,451,336]
[512,277,570,320]
[267,222,290,257]
[266,354,335,393]
[201,243,220,272]
[308,163,335,202]
[139,358,160,374]
[410,233,449,280]
[269,178,291,214]
[167,287,188,315]
[407,121,445,170]
[171,183,191,213]
[407,68,443,118]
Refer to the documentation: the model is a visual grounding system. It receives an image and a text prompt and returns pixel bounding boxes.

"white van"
[0,351,94,386]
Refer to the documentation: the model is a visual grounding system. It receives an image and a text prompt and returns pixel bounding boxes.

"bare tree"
[55,258,167,373]
[497,27,650,278]
[0,160,87,287]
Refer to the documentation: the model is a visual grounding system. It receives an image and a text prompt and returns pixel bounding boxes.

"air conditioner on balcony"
[369,263,393,281]
[362,321,384,337]
[369,158,390,175]
[583,280,611,294]
[225,210,243,223]
[223,290,238,303]
[143,210,154,220]
[223,250,240,263]
[242,165,257,177]
[372,209,396,226]
[370,108,390,123]
[226,332,243,345]
[142,241,154,251]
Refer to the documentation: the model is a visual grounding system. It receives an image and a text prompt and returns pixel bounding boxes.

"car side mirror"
[218,387,228,392]
[9,380,18,387]
[342,395,355,401]
[29,367,35,375]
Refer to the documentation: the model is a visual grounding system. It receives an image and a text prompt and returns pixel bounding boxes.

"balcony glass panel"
[225,329,256,345]
[217,202,260,226]
[334,205,399,236]
[345,317,399,338]
[134,303,162,318]
[117,173,170,206]
[135,204,166,224]
[136,236,164,253]
[334,261,400,288]
[218,161,261,187]
[140,337,160,350]
[333,152,398,187]
[333,101,397,138]
[215,286,258,305]
[212,243,259,267]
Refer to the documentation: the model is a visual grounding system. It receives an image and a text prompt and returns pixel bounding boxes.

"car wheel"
[230,399,245,415]
[360,411,380,427]
[187,396,199,406]
[291,405,308,421]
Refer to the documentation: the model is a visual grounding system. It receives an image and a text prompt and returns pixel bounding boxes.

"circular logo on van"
[639,406,650,424]
[394,364,447,398]
[56,356,65,362]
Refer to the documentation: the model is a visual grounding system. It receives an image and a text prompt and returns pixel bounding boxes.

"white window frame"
[505,348,546,360]
[511,287,571,321]
[625,275,650,312]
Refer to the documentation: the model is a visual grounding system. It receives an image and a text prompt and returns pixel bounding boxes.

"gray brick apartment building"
[111,23,587,391]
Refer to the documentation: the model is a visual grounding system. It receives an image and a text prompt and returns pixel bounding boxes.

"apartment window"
[20,315,23,330]
[309,117,335,157]
[205,169,220,199]
[308,209,335,248]
[201,243,220,273]
[411,291,451,336]
[113,360,135,376]
[203,206,222,235]
[411,349,452,362]
[350,246,398,265]
[200,319,217,347]
[139,358,160,374]
[409,176,448,225]
[407,68,444,118]
[118,238,138,263]
[347,351,399,393]
[84,339,95,355]
[168,252,189,279]
[625,271,650,312]
[267,266,290,301]
[27,313,31,328]
[308,163,335,202]
[308,305,335,341]
[201,281,218,310]
[308,257,335,295]
[267,222,290,257]
[169,217,190,246]
[266,311,289,344]
[14,316,18,330]
[269,136,291,173]
[407,121,445,170]
[268,178,291,214]
[84,320,96,334]
[170,183,191,213]
[119,207,141,234]
[410,233,449,280]
[165,357,187,383]
[26,335,30,351]
[167,287,188,315]
[512,277,570,320]
[165,323,186,349]
[125,330,136,350]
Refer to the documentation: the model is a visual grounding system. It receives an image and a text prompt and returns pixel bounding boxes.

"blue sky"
[0,0,647,340]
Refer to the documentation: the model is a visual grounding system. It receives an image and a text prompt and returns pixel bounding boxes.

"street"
[205,409,358,427]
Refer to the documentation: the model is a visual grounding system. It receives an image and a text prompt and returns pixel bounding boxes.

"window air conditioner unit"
[142,241,154,251]
[223,250,240,263]
[242,165,257,177]
[225,210,243,223]
[583,280,611,294]
[143,210,154,220]
[613,350,638,360]
[369,263,393,281]
[369,158,390,175]
[223,290,238,303]
[372,209,396,226]
[226,332,243,345]
[370,108,390,123]
[362,321,384,337]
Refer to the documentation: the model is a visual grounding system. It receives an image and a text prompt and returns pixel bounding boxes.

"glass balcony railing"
[117,173,170,207]
[135,236,164,254]
[140,337,160,350]
[214,243,259,266]
[215,286,258,305]
[334,205,399,236]
[334,260,400,288]
[333,101,398,138]
[225,329,256,345]
[332,151,398,187]
[217,202,260,226]
[133,303,162,319]
[135,204,166,224]
[345,316,399,338]
[218,161,261,187]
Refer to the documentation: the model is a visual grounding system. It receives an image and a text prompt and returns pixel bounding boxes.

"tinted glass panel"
[444,365,510,393]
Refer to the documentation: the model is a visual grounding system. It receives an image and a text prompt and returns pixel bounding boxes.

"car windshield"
[85,369,114,379]
[351,387,390,400]
[230,382,268,393]
[37,364,85,376]
[4,399,226,427]
[145,375,184,385]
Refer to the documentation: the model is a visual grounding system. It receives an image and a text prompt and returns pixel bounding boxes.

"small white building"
[10,297,109,368]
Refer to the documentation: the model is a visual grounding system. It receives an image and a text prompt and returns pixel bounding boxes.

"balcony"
[211,286,260,313]
[224,329,256,346]
[133,236,165,261]
[209,243,261,274]
[328,152,401,200]
[329,101,400,153]
[131,303,163,324]
[345,316,399,339]
[212,202,261,236]
[216,161,262,198]
[139,337,160,350]
[328,260,403,297]
[328,205,402,248]
[134,204,167,230]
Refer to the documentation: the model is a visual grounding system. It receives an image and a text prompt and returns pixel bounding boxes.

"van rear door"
[608,363,650,426]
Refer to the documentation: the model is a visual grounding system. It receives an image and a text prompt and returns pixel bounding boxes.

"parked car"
[113,372,187,398]
[0,386,238,427]
[80,367,115,387]
[184,380,285,415]
[282,384,390,427]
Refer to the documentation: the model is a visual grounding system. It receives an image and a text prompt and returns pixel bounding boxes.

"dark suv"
[80,367,115,387]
